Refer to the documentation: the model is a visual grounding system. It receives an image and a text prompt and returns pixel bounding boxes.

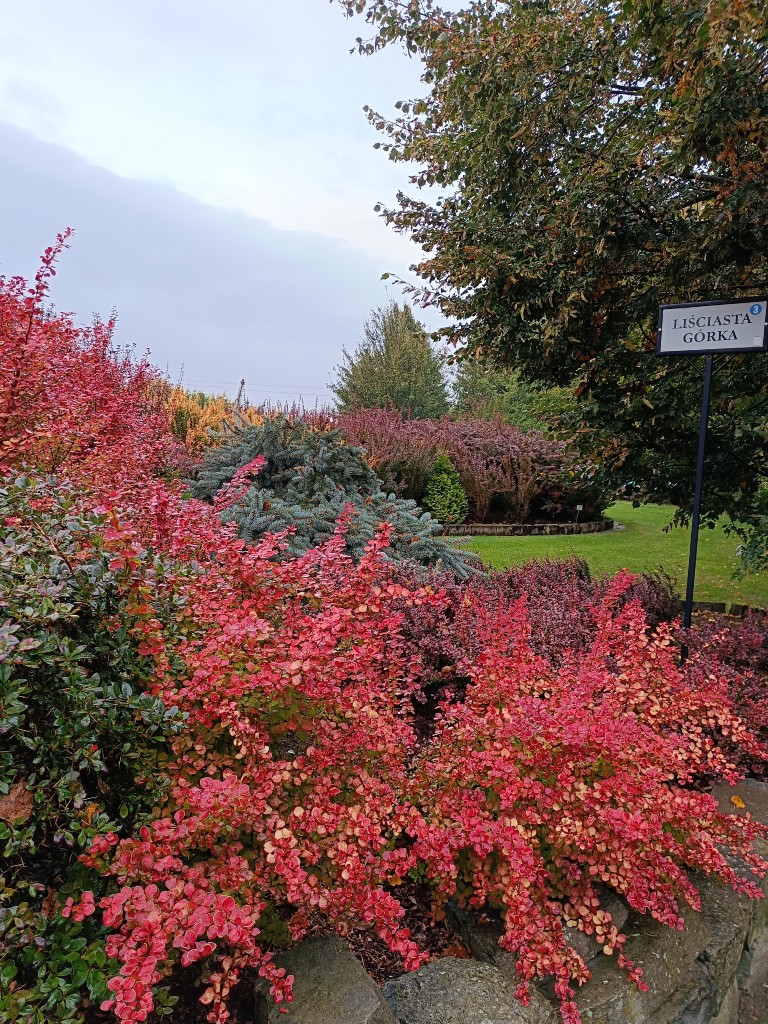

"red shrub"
[335,405,440,499]
[4,247,767,1024]
[338,408,566,521]
[405,580,766,1023]
[395,558,678,689]
[67,533,767,1024]
[70,501,436,1023]
[0,231,189,485]
[684,613,768,756]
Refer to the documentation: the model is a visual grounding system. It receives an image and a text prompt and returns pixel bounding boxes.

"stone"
[444,904,556,1023]
[448,889,628,972]
[709,978,738,1024]
[693,872,753,996]
[738,927,768,1024]
[573,903,710,1024]
[381,957,551,1024]
[254,936,397,1024]
[564,891,629,967]
[712,779,768,828]
[711,779,768,944]
[440,519,613,538]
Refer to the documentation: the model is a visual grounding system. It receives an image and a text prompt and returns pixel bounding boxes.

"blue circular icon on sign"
[750,303,762,315]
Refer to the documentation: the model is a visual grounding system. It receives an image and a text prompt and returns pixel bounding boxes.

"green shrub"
[423,453,469,524]
[0,477,183,1023]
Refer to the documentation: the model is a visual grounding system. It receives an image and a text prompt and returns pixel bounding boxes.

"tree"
[452,357,571,435]
[330,301,450,418]
[422,452,469,523]
[189,413,474,574]
[339,1,768,535]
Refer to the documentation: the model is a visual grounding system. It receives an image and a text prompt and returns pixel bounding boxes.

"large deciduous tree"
[330,301,450,418]
[338,0,768,536]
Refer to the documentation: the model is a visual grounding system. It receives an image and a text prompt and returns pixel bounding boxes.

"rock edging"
[441,518,614,537]
[691,601,766,617]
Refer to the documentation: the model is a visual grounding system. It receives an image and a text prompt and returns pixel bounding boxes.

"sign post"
[656,298,768,661]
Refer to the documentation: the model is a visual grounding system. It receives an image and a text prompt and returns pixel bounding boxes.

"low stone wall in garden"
[692,602,766,617]
[255,779,768,1024]
[441,519,614,537]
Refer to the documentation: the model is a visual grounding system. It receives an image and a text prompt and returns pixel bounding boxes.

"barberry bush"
[65,534,767,1024]
[2,242,767,1024]
[684,611,768,761]
[337,406,612,523]
[0,232,188,486]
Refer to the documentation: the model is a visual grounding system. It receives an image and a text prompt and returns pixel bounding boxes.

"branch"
[680,171,733,185]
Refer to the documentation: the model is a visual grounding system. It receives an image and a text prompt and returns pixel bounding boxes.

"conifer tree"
[190,415,474,575]
[331,302,450,418]
[423,453,469,524]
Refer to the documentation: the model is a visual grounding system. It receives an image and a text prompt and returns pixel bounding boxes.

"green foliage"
[190,415,474,575]
[422,453,468,524]
[452,358,571,435]
[731,484,768,577]
[467,501,768,610]
[343,0,768,538]
[0,477,182,1023]
[330,302,450,418]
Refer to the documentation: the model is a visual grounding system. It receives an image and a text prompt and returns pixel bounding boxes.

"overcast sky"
[0,1,432,404]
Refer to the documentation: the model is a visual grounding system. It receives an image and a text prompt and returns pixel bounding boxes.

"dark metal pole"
[680,353,714,664]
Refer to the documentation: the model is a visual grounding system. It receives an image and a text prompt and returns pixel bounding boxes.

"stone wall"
[255,780,768,1024]
[441,519,614,536]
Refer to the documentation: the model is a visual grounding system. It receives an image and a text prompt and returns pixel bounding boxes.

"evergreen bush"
[190,415,474,576]
[423,453,468,524]
[0,477,183,1023]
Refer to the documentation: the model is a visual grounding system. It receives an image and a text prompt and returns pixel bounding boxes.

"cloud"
[2,79,68,139]
[0,123,420,404]
[0,1,425,261]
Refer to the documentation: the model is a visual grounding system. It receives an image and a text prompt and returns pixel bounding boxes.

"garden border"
[692,601,766,617]
[440,518,614,537]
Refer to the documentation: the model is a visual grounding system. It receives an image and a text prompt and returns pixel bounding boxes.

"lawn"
[464,502,768,610]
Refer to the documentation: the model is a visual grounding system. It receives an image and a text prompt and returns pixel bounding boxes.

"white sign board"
[657,298,768,355]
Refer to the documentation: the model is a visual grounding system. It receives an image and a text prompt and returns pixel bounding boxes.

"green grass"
[463,502,768,610]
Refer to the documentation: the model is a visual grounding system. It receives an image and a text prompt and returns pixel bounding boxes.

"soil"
[83,971,259,1024]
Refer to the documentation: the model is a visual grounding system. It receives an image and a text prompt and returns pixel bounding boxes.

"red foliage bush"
[395,558,680,700]
[405,579,766,1022]
[65,526,767,1024]
[338,407,572,522]
[684,612,768,755]
[337,405,440,500]
[3,245,768,1024]
[0,231,189,485]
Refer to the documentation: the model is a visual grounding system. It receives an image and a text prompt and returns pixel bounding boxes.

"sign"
[656,295,768,662]
[657,297,768,355]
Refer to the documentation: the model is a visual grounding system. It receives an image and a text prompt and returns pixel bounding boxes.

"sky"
[0,1,434,405]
